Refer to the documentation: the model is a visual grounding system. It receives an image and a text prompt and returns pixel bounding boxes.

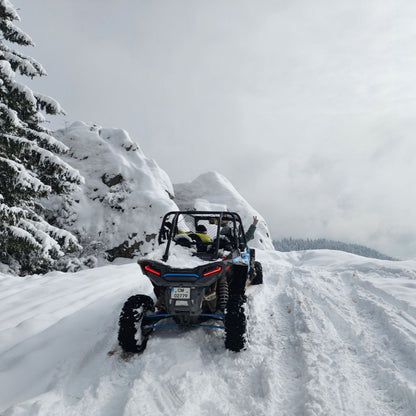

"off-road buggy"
[117,211,263,353]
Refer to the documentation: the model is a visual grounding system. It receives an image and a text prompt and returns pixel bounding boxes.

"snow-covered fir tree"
[0,0,83,275]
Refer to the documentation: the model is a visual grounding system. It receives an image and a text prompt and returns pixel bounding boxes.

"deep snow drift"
[1,249,415,416]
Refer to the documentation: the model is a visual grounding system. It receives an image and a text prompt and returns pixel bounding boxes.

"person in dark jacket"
[245,216,258,242]
[221,216,258,242]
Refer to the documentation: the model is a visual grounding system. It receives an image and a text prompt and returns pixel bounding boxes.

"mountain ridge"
[273,237,397,261]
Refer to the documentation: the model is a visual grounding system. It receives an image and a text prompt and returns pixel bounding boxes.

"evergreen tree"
[0,0,83,275]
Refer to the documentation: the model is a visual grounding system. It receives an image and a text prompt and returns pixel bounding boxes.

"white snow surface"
[144,243,212,268]
[1,249,416,416]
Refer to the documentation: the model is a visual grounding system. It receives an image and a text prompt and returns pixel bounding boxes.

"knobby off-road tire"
[224,294,247,352]
[250,261,263,285]
[118,294,154,353]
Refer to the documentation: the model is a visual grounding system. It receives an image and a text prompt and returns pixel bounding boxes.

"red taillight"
[144,265,161,276]
[203,266,222,277]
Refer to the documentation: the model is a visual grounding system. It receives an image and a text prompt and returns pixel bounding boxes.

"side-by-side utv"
[117,211,263,353]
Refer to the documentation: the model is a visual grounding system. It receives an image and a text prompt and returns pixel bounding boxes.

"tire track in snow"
[245,258,309,416]
[345,274,416,331]
[286,268,370,416]
[76,255,309,416]
[288,265,416,416]
[2,253,416,415]
[341,273,416,414]
[117,260,308,416]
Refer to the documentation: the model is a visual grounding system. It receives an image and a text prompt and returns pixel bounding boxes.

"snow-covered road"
[1,250,416,416]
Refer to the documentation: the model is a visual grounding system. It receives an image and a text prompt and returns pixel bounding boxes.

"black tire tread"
[250,261,263,285]
[118,294,154,353]
[224,294,247,352]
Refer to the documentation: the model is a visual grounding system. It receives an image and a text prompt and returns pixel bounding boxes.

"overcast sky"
[12,0,416,259]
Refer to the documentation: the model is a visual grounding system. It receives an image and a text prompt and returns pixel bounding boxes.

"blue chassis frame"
[143,313,226,330]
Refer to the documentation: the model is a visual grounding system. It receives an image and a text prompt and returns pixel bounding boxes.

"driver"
[194,224,211,242]
[177,224,211,242]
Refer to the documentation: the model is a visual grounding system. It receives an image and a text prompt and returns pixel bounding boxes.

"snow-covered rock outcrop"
[174,171,274,250]
[45,122,178,264]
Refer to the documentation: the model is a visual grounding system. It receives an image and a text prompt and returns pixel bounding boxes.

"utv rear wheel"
[224,295,247,352]
[251,261,263,285]
[118,294,154,353]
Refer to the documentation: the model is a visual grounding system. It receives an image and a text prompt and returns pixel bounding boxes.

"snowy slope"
[1,250,416,415]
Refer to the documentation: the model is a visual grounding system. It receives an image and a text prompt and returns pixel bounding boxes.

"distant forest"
[272,238,398,261]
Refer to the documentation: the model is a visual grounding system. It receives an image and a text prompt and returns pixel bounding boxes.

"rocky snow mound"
[45,121,177,265]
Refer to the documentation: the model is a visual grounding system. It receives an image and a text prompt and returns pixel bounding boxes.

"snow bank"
[174,171,274,250]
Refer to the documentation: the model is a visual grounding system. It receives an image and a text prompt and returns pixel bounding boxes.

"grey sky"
[12,0,416,259]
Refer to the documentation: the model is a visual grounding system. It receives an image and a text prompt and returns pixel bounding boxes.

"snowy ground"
[1,250,416,416]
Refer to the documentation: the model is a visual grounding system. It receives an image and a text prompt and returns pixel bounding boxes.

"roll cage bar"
[158,211,247,261]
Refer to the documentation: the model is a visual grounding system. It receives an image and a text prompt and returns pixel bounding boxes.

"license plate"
[171,287,191,299]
